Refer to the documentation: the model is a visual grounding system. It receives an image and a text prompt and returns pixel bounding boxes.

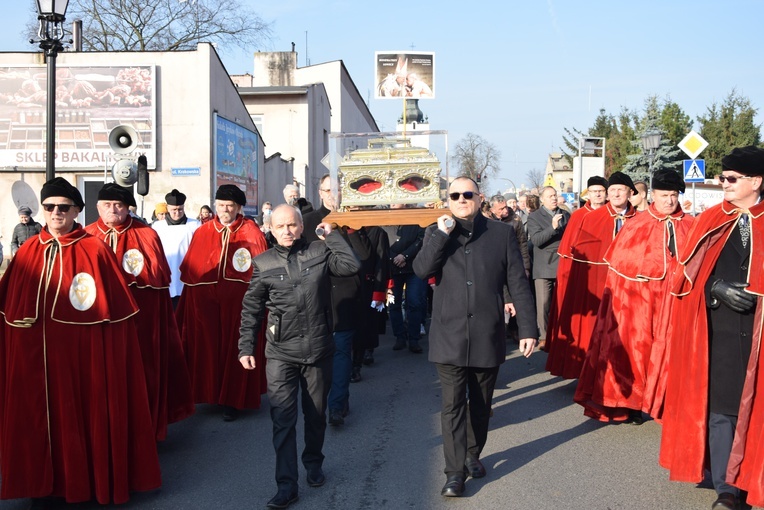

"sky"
[3,0,763,192]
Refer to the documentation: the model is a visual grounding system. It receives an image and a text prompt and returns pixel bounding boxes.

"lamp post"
[495,177,518,195]
[641,128,662,178]
[31,0,70,181]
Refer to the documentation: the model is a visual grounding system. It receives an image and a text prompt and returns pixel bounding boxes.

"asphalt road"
[0,331,728,510]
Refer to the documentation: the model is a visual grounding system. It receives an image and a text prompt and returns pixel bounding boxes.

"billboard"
[213,113,259,217]
[0,65,156,170]
[374,52,435,99]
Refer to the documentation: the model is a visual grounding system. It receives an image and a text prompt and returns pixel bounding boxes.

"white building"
[234,51,378,206]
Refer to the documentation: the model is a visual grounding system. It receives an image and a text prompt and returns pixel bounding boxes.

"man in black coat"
[413,177,536,498]
[238,204,360,509]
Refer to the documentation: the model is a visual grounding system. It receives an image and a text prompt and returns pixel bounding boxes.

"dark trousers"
[328,330,353,413]
[389,273,427,342]
[266,356,333,491]
[435,363,499,476]
[534,278,554,340]
[708,412,739,497]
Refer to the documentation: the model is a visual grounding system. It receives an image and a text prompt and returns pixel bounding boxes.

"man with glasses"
[85,183,195,440]
[0,177,161,504]
[660,146,764,510]
[152,189,200,306]
[414,177,536,498]
[574,169,694,424]
[489,193,531,342]
[527,186,569,349]
[544,176,609,353]
[546,173,636,379]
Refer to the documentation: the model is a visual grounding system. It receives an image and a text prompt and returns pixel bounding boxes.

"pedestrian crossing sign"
[683,159,705,183]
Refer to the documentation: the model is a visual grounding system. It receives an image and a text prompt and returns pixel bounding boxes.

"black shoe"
[409,341,423,353]
[712,493,738,510]
[266,489,299,509]
[440,474,466,497]
[222,406,239,422]
[628,409,644,425]
[362,349,374,365]
[465,456,486,478]
[306,467,326,487]
[350,367,362,383]
[328,409,344,426]
[393,337,407,350]
[29,497,65,509]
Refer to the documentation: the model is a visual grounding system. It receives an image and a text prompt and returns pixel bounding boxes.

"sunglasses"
[449,191,476,201]
[718,175,753,184]
[42,203,74,213]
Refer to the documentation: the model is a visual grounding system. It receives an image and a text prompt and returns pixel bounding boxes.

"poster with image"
[374,52,435,99]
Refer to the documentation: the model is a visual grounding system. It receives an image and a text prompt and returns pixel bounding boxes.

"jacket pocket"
[267,314,282,343]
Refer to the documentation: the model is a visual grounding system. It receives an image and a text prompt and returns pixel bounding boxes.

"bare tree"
[452,133,501,185]
[63,0,272,52]
[526,168,544,191]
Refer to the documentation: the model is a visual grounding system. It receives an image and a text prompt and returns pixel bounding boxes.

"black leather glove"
[710,280,757,313]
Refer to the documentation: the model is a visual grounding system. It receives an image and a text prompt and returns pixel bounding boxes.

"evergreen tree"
[697,90,762,175]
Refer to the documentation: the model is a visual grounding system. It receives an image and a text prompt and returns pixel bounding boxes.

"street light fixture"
[32,0,70,181]
[641,128,662,176]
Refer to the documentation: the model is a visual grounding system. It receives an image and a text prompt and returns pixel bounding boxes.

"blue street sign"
[683,159,705,183]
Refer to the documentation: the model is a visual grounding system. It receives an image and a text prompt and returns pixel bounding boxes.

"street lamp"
[641,128,662,176]
[31,0,70,181]
[495,177,517,194]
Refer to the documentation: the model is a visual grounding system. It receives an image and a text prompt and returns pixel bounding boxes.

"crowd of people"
[0,145,762,510]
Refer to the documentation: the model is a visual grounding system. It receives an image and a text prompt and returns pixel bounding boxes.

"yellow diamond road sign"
[678,130,709,160]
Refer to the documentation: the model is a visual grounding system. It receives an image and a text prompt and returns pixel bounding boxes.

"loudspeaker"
[108,125,139,155]
[112,159,138,186]
[136,155,149,196]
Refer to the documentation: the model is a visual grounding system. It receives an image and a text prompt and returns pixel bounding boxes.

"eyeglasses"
[718,175,754,184]
[449,191,476,201]
[42,203,74,213]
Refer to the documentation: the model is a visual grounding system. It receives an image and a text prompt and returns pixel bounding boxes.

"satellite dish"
[11,180,39,216]
[108,125,139,155]
[112,159,138,186]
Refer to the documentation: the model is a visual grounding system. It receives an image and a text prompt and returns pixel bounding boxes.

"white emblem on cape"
[69,272,96,311]
[232,247,252,272]
[122,248,145,276]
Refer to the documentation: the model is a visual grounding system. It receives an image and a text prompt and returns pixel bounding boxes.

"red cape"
[0,225,160,503]
[86,218,195,440]
[177,215,269,408]
[574,203,694,421]
[659,200,764,507]
[545,203,596,352]
[546,202,636,379]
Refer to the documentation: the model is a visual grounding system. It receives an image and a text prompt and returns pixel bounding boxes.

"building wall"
[239,84,330,205]
[295,61,377,134]
[0,43,260,259]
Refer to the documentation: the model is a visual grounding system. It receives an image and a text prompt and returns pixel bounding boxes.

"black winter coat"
[238,232,360,364]
[413,213,536,367]
[11,221,42,254]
